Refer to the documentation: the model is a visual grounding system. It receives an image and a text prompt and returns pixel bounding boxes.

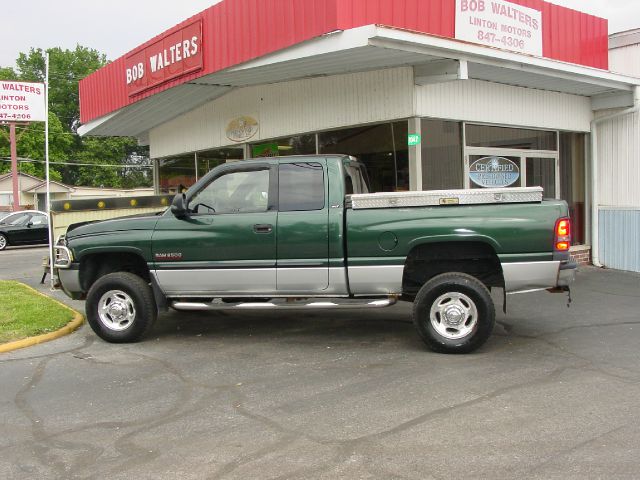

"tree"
[15,46,107,133]
[0,112,69,181]
[0,67,17,80]
[72,137,151,189]
[0,46,153,189]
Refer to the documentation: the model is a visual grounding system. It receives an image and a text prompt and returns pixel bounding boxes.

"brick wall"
[570,246,591,266]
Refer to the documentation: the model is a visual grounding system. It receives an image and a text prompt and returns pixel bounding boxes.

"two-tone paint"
[54,155,574,302]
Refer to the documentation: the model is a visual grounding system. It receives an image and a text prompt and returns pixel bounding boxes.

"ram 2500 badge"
[53,155,575,353]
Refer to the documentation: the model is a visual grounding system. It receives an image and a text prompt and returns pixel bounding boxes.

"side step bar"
[171,297,398,311]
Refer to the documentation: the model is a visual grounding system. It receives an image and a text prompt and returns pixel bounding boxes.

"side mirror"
[170,193,189,219]
[27,222,33,228]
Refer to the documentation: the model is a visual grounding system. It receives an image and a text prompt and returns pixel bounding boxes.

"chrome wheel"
[97,290,136,332]
[429,292,478,340]
[0,235,7,250]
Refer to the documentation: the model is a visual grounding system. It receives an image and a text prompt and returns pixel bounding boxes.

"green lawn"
[0,281,75,343]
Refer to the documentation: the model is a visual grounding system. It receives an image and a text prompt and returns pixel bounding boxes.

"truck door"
[152,163,278,296]
[276,161,329,292]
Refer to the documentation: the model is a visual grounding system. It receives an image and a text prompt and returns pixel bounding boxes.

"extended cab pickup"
[53,155,576,353]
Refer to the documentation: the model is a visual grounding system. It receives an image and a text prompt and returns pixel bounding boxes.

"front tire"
[413,273,495,354]
[85,272,157,343]
[0,233,8,251]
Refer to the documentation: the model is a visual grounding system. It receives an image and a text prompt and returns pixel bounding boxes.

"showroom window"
[318,121,408,192]
[158,154,197,194]
[197,148,244,178]
[421,119,464,190]
[466,125,557,150]
[251,134,316,157]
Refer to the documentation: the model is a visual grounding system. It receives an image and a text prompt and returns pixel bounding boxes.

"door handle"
[253,224,273,234]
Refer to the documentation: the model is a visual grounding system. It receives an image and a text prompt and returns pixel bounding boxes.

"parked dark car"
[0,211,49,250]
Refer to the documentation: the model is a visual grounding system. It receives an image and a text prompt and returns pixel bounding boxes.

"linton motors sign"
[455,0,542,57]
[0,81,46,122]
[125,20,203,96]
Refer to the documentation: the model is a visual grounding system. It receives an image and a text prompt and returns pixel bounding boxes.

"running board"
[170,297,397,311]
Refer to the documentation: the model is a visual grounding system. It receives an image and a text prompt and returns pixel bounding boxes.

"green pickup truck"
[53,155,575,353]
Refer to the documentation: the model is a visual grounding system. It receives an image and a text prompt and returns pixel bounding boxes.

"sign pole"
[44,52,55,290]
[9,123,20,211]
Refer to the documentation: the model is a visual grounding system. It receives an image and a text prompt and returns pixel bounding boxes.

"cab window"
[190,168,270,214]
[278,163,325,212]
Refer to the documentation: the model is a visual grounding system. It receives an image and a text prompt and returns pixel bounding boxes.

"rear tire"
[413,272,495,354]
[85,272,157,343]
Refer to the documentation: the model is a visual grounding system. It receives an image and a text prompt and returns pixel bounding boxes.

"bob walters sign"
[455,0,542,57]
[469,156,520,188]
[125,20,203,96]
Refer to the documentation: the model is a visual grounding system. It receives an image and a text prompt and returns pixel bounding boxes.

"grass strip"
[0,281,75,344]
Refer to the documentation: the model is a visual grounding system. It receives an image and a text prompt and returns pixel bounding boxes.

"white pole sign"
[455,0,543,57]
[0,81,46,122]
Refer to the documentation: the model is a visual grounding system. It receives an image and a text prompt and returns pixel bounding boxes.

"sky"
[1,0,638,68]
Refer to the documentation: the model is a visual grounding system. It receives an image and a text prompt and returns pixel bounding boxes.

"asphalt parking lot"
[1,246,640,479]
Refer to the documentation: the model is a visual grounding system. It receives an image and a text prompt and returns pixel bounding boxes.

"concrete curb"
[0,283,84,354]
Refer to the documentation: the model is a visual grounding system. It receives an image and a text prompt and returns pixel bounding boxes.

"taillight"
[554,218,571,251]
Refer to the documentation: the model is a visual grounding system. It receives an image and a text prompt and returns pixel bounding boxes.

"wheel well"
[402,242,503,298]
[80,252,151,294]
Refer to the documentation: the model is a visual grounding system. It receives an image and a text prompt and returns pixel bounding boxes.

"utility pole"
[9,123,20,211]
[1,80,45,210]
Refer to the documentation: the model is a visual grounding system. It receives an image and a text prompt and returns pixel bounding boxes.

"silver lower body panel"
[347,265,404,295]
[155,267,350,297]
[502,261,562,293]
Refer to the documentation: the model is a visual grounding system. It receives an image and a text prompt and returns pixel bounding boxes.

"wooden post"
[9,122,20,212]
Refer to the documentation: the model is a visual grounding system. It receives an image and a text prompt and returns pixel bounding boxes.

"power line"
[0,157,152,169]
[2,124,143,141]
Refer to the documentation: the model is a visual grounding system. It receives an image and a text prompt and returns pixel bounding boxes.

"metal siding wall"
[150,67,414,158]
[609,45,640,77]
[597,111,640,208]
[599,209,640,273]
[416,80,592,132]
[596,110,640,273]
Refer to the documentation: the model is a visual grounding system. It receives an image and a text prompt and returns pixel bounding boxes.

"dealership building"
[78,0,640,272]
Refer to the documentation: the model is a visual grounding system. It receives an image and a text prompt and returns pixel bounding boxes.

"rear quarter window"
[278,163,325,212]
